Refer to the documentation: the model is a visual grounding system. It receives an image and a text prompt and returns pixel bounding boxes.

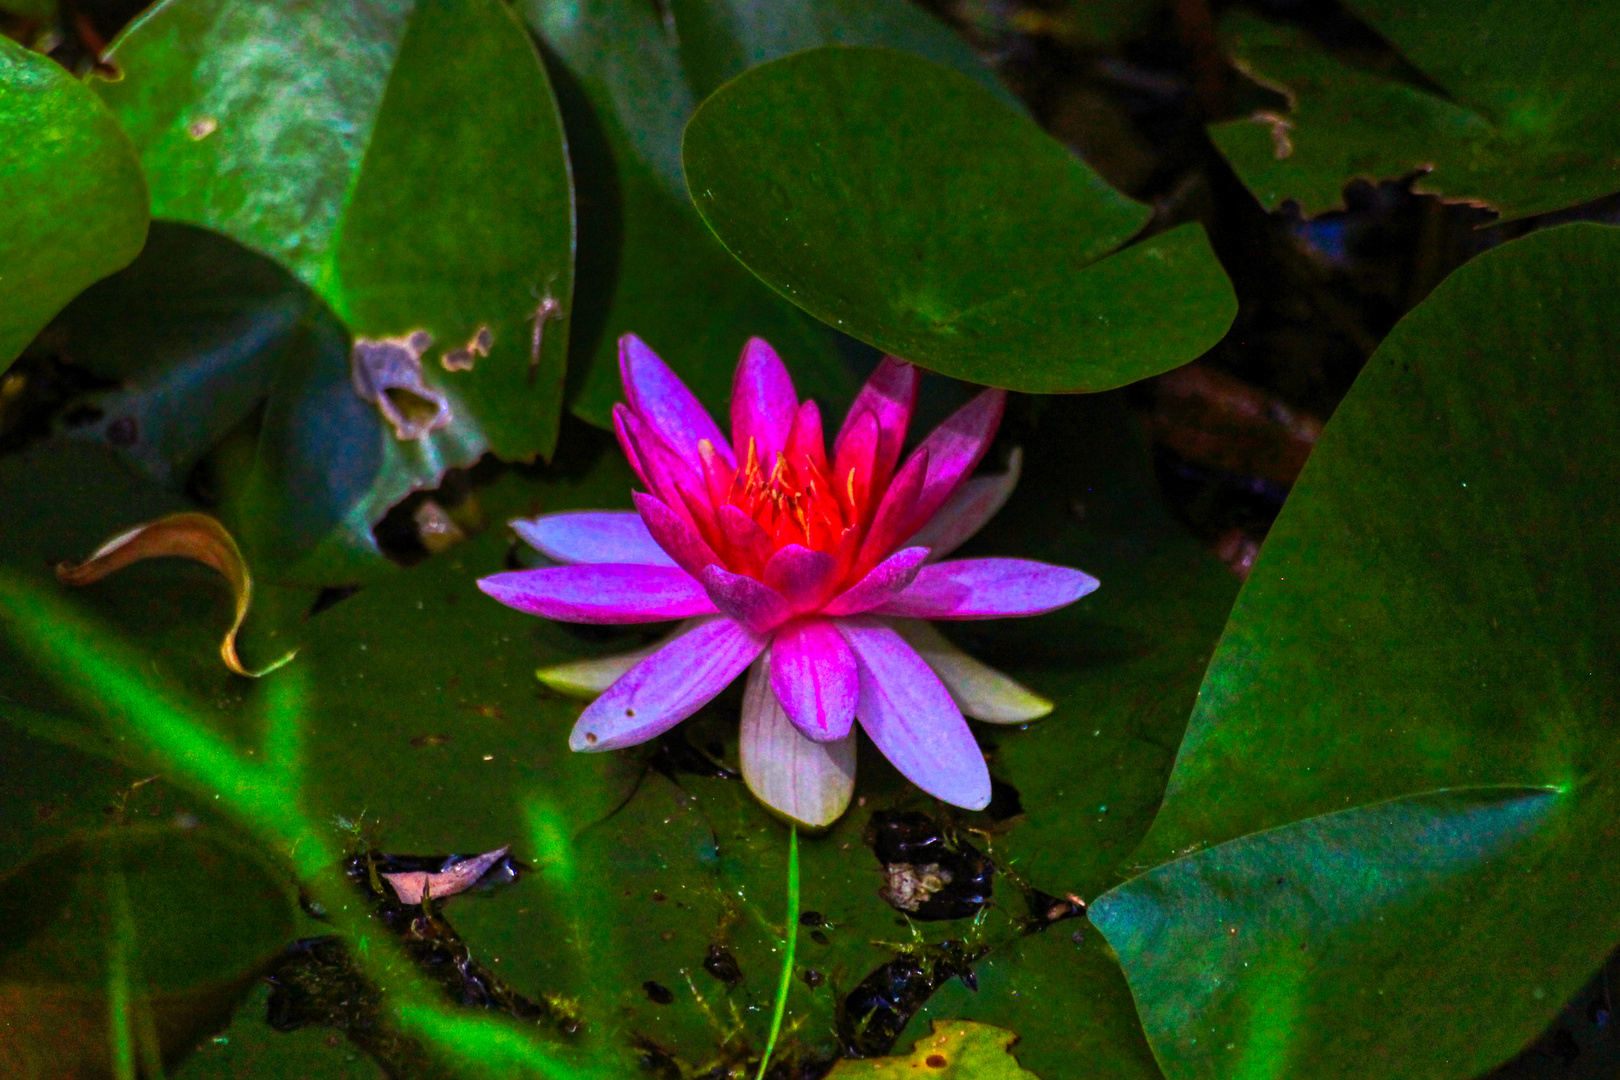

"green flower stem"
[756,825,799,1080]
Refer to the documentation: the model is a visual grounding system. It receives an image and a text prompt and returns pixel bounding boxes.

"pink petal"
[731,337,798,465]
[477,564,716,623]
[511,511,676,567]
[537,618,705,699]
[785,400,828,474]
[613,404,706,527]
[831,409,879,521]
[838,616,990,809]
[698,564,793,633]
[769,617,858,741]
[853,446,929,574]
[873,558,1099,620]
[716,504,774,573]
[903,447,1021,560]
[822,546,930,617]
[619,334,733,466]
[570,615,765,750]
[632,493,720,577]
[740,653,856,827]
[834,357,916,488]
[904,388,1006,534]
[762,544,839,612]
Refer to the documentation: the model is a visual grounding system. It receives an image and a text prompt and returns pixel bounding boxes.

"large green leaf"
[0,384,1235,1074]
[0,34,148,371]
[683,47,1236,392]
[1211,5,1620,218]
[1093,223,1620,1080]
[523,0,1001,427]
[89,0,573,581]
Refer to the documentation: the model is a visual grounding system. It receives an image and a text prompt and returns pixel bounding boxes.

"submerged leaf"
[56,512,292,678]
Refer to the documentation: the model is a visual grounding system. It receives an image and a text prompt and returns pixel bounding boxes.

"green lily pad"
[89,0,573,581]
[1211,6,1620,218]
[523,0,1003,427]
[1100,223,1620,1080]
[0,824,296,1078]
[682,46,1237,393]
[0,33,148,371]
[0,387,1234,1074]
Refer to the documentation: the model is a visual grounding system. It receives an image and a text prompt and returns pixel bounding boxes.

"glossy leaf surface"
[684,47,1236,392]
[525,0,1000,426]
[94,0,574,519]
[0,34,148,371]
[1212,6,1620,217]
[1100,224,1620,1080]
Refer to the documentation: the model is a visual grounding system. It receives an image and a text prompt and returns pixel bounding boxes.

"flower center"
[728,439,851,554]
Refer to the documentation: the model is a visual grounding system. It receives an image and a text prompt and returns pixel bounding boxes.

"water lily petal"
[632,493,720,577]
[698,564,794,632]
[613,403,707,528]
[478,564,716,623]
[831,408,879,522]
[741,652,856,827]
[571,615,765,750]
[890,618,1052,722]
[835,357,916,488]
[512,511,676,567]
[716,504,775,574]
[903,448,1022,561]
[854,446,929,573]
[874,558,1099,620]
[822,546,930,617]
[619,334,733,467]
[762,544,839,611]
[731,337,798,465]
[770,617,858,741]
[839,616,990,809]
[904,388,1006,533]
[786,399,828,474]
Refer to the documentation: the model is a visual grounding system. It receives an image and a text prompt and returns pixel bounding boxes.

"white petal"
[740,651,856,827]
[902,447,1021,560]
[535,619,702,699]
[889,619,1053,723]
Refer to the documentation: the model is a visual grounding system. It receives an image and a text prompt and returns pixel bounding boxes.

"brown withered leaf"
[55,512,293,677]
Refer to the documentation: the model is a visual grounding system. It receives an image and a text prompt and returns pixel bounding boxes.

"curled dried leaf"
[55,512,293,677]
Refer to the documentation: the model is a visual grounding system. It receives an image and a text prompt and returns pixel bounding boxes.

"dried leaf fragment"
[826,1020,1040,1078]
[351,330,452,440]
[441,324,492,371]
[380,846,511,906]
[55,512,293,677]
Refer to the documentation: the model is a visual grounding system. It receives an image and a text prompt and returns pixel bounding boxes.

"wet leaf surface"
[683,46,1236,393]
[0,33,148,370]
[1104,224,1620,1080]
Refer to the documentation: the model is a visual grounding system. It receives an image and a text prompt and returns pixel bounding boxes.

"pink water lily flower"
[478,335,1098,826]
